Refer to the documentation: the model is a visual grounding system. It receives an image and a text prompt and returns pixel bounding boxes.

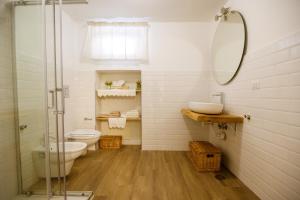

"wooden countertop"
[181,108,243,123]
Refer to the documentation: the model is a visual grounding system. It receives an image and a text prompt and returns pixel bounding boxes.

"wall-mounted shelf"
[95,71,142,145]
[96,117,141,121]
[97,89,140,97]
[181,108,243,123]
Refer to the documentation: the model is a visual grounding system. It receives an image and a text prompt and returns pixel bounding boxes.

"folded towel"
[112,80,125,87]
[122,109,139,118]
[125,113,139,118]
[108,117,127,129]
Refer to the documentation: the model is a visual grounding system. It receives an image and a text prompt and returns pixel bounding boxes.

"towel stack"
[111,80,129,89]
[112,80,125,87]
[108,117,127,129]
[122,109,140,118]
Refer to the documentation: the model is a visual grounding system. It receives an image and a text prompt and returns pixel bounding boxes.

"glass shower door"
[13,0,66,197]
[45,0,67,196]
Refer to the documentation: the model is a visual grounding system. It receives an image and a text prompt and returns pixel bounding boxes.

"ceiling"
[62,0,227,22]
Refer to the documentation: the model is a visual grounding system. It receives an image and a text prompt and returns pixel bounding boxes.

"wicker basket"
[99,135,122,149]
[189,141,221,172]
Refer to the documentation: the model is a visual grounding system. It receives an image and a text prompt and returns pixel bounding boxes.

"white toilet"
[33,142,87,178]
[65,129,101,151]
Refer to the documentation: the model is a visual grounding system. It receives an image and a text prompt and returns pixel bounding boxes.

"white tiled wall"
[209,31,300,200]
[0,0,18,199]
[64,22,214,150]
[61,10,97,133]
[64,69,95,132]
[15,54,45,190]
[142,70,211,150]
[14,6,47,191]
[141,22,214,150]
[64,68,212,150]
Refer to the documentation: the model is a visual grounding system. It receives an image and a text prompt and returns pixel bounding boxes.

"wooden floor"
[32,146,260,200]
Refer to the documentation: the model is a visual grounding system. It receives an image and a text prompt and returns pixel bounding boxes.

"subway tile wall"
[64,69,96,132]
[62,22,214,150]
[16,53,45,190]
[63,68,212,150]
[209,31,300,200]
[142,70,211,150]
[141,22,213,150]
[0,0,18,198]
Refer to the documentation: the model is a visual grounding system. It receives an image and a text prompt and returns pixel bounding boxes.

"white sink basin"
[188,101,223,114]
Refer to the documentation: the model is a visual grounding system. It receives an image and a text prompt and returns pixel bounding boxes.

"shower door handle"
[19,124,28,130]
[48,90,55,109]
[56,88,65,114]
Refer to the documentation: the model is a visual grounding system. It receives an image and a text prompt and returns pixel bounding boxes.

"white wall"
[227,0,300,53]
[14,5,47,190]
[64,70,96,132]
[209,0,300,200]
[0,1,18,199]
[63,21,214,150]
[61,10,88,133]
[142,22,213,150]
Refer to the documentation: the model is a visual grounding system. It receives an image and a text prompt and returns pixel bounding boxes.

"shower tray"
[14,191,94,200]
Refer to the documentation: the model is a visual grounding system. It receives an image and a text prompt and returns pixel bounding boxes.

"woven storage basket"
[99,135,122,149]
[189,141,221,172]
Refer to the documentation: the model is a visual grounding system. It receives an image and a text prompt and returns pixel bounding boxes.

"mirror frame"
[212,10,248,85]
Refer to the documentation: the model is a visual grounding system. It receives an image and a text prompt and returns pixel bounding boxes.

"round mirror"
[212,11,247,85]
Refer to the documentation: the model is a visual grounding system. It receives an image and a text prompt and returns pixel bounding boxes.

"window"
[83,22,148,61]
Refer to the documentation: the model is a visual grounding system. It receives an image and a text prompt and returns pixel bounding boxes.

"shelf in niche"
[97,89,141,98]
[96,116,141,121]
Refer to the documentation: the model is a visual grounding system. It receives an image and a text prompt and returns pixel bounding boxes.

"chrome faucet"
[211,92,223,104]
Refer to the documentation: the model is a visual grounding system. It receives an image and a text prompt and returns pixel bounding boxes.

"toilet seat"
[65,129,101,151]
[65,129,101,139]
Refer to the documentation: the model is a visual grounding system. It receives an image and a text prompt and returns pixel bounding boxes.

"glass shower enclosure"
[11,0,91,199]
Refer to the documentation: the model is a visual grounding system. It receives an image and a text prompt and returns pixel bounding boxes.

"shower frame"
[10,0,91,199]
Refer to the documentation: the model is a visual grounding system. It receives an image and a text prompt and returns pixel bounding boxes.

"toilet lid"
[65,129,101,138]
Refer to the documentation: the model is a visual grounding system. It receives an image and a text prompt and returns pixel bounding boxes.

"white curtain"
[83,22,148,61]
